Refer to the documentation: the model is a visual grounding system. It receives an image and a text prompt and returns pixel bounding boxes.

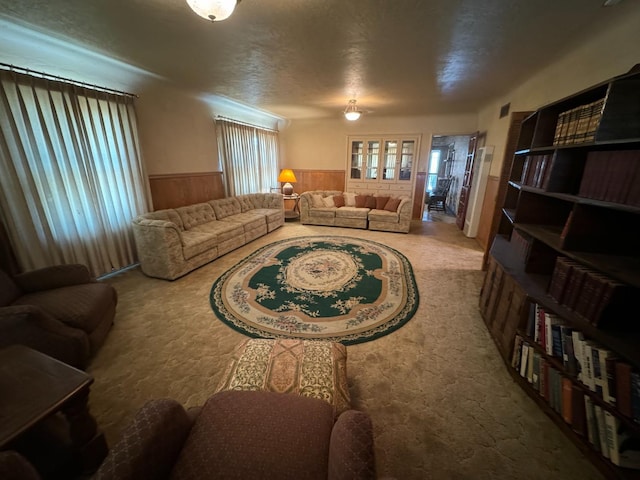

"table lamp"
[278,169,297,195]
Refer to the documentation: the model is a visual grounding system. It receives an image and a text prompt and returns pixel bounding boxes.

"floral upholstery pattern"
[215,338,352,417]
[132,193,284,280]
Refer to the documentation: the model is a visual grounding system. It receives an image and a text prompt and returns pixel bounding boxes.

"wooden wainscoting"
[289,169,345,195]
[149,172,225,210]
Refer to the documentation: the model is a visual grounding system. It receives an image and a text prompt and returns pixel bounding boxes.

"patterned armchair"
[0,264,117,369]
[94,390,376,480]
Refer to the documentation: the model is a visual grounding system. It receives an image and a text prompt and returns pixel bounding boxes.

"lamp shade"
[278,169,297,183]
[344,99,362,121]
[278,169,297,195]
[186,0,238,21]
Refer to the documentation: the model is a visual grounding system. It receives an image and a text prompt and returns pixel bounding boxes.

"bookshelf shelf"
[481,65,640,480]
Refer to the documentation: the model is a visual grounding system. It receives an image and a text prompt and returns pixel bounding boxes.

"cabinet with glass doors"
[346,135,420,199]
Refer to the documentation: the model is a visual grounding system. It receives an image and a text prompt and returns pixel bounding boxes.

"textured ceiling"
[0,0,633,119]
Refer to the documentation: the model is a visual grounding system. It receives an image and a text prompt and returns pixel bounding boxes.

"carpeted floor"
[90,220,603,480]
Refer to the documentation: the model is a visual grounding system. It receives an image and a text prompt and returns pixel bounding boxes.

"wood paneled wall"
[287,169,345,195]
[149,172,225,210]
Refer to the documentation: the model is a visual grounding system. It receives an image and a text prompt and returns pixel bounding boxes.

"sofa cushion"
[355,195,367,208]
[13,283,117,332]
[311,194,326,208]
[365,196,376,209]
[220,213,267,232]
[375,196,390,210]
[192,221,244,243]
[309,207,336,219]
[368,209,399,223]
[335,207,369,219]
[175,204,216,230]
[171,391,333,480]
[236,195,255,213]
[343,192,356,207]
[333,195,345,208]
[384,197,402,212]
[322,196,336,207]
[180,230,219,260]
[209,198,242,220]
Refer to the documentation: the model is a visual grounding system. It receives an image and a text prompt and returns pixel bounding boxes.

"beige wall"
[280,114,477,173]
[478,5,640,177]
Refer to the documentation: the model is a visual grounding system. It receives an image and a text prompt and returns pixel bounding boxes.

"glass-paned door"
[365,140,379,180]
[350,140,363,179]
[426,149,441,192]
[382,140,397,180]
[399,140,415,180]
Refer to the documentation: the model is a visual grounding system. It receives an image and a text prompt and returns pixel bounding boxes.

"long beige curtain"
[0,70,150,277]
[216,119,280,196]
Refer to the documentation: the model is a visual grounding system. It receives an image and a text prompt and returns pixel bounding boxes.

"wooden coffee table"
[0,345,107,477]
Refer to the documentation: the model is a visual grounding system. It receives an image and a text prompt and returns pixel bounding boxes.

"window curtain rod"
[216,115,278,133]
[0,62,138,98]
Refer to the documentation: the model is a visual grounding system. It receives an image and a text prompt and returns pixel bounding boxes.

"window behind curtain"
[0,70,150,277]
[215,119,280,196]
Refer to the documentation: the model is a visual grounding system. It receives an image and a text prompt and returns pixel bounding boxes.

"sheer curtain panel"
[216,119,280,196]
[0,70,150,277]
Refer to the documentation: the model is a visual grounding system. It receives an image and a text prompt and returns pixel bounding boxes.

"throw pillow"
[322,196,336,207]
[365,196,376,209]
[375,196,390,210]
[343,192,356,207]
[311,194,325,208]
[333,195,345,207]
[384,197,402,212]
[355,195,367,208]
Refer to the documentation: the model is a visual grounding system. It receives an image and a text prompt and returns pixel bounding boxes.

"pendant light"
[344,99,362,121]
[186,0,240,22]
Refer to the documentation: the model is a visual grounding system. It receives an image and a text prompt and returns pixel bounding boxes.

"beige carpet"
[90,221,603,480]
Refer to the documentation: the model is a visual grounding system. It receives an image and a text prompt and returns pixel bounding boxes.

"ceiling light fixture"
[186,0,241,22]
[344,99,362,121]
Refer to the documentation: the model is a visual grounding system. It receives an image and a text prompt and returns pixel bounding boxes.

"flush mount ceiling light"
[344,99,362,121]
[186,0,241,22]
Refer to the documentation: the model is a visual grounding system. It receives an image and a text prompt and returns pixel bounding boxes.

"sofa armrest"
[0,305,90,368]
[132,219,186,280]
[328,410,376,480]
[14,264,93,293]
[94,398,194,480]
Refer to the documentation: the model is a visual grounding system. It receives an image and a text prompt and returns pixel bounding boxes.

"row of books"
[523,304,640,419]
[547,256,628,327]
[553,98,604,146]
[512,334,640,468]
[519,154,552,189]
[578,150,640,206]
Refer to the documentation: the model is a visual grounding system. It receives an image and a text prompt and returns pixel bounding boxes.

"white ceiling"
[0,0,634,119]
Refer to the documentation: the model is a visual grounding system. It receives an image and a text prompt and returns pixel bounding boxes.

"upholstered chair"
[94,390,376,480]
[0,264,117,369]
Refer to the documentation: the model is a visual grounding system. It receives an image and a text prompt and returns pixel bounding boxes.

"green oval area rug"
[209,236,419,345]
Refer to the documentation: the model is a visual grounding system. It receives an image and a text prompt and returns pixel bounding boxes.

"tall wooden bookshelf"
[480,65,640,479]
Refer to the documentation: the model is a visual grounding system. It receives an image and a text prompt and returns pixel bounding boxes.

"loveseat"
[132,193,284,280]
[300,190,412,233]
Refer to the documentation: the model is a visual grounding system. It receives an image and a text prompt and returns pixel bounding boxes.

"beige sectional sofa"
[132,193,284,280]
[300,190,412,233]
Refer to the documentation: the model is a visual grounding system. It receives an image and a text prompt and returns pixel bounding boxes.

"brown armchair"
[0,264,117,369]
[94,390,376,480]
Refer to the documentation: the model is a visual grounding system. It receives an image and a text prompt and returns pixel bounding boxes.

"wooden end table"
[283,193,301,220]
[0,345,107,477]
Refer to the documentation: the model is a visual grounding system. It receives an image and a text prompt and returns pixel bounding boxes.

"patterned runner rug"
[209,236,419,345]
